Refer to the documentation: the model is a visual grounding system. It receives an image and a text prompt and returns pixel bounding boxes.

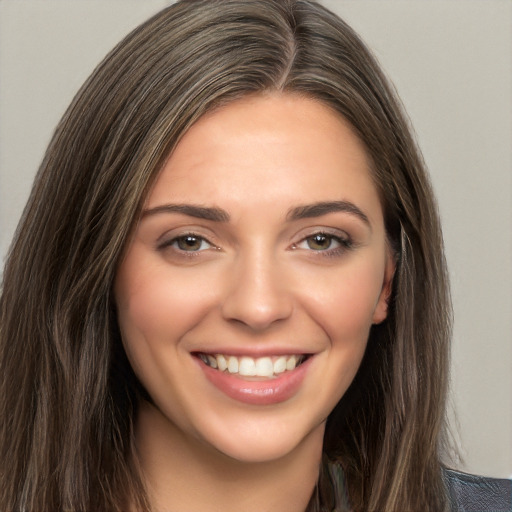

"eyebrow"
[141,200,370,226]
[141,204,230,222]
[286,200,370,226]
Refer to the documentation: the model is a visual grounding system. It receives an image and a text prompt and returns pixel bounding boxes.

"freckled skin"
[115,93,394,510]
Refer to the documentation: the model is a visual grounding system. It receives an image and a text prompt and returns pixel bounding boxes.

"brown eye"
[306,234,336,251]
[174,235,210,252]
[292,231,352,257]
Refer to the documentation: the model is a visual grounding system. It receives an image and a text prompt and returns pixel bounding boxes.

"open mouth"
[195,353,310,379]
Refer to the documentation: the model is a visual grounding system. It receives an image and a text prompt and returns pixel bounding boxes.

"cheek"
[115,269,173,344]
[113,258,207,395]
[299,259,386,344]
[114,254,220,349]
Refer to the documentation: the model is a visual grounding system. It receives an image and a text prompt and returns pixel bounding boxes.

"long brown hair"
[0,1,452,510]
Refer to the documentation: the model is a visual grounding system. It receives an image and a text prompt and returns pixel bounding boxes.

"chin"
[199,416,326,465]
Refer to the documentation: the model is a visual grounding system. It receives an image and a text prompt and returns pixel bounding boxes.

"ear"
[372,247,396,325]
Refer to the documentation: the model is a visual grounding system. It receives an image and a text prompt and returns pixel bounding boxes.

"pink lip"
[195,348,310,357]
[197,356,313,405]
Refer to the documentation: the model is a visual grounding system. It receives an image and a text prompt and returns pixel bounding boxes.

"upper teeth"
[199,354,304,378]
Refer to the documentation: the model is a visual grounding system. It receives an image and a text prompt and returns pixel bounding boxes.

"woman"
[0,1,510,511]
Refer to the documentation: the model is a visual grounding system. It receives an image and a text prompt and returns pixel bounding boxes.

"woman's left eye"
[163,234,213,252]
[293,233,351,253]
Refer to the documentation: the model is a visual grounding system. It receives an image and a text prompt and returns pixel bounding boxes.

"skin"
[115,93,395,512]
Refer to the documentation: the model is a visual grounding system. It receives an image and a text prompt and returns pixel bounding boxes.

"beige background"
[1,0,511,478]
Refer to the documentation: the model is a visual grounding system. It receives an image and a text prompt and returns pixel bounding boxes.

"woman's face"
[115,93,394,463]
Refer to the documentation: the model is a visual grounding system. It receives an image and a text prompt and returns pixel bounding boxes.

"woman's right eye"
[160,234,214,253]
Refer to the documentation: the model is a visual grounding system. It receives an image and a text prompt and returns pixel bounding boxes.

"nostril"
[221,293,293,330]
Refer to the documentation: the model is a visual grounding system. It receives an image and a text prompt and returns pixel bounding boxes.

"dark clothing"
[444,469,512,512]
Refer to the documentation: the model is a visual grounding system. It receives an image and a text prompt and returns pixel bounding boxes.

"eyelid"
[294,233,343,250]
[154,221,218,244]
[291,225,351,244]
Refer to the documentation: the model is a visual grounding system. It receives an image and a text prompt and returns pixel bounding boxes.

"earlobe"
[372,252,396,325]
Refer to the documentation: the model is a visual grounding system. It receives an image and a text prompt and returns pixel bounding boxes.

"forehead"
[146,93,382,223]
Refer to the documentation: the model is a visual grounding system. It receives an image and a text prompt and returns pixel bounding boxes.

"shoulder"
[443,468,512,512]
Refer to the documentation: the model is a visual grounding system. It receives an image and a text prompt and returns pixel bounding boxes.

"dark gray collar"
[443,468,512,512]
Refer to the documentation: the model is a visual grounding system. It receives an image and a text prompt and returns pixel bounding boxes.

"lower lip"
[197,356,313,405]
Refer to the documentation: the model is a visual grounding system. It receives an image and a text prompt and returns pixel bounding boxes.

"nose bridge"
[221,243,293,330]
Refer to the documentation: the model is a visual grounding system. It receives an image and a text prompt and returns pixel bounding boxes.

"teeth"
[227,356,239,374]
[286,355,297,371]
[273,356,287,374]
[199,353,305,378]
[217,354,228,371]
[239,357,256,376]
[255,357,274,377]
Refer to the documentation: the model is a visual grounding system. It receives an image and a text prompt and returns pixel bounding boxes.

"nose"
[221,250,293,331]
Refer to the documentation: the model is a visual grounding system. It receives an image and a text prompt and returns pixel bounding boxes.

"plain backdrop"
[1,0,511,479]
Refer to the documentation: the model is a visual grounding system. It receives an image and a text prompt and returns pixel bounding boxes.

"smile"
[197,353,307,379]
[196,352,314,405]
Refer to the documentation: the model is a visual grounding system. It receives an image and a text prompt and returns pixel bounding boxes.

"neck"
[133,400,325,512]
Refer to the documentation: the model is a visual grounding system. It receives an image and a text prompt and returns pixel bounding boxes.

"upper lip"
[190,347,317,358]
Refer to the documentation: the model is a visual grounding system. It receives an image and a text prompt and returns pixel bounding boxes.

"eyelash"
[158,231,353,259]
